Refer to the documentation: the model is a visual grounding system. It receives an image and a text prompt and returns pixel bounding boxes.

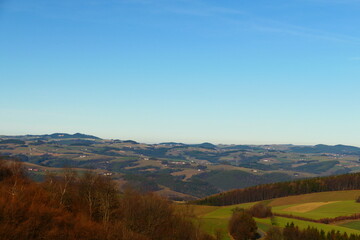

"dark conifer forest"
[265,223,360,240]
[195,172,360,206]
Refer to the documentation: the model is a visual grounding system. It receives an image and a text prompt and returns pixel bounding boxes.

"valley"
[1,133,360,200]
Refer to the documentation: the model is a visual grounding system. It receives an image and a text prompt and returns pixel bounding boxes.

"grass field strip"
[282,201,338,213]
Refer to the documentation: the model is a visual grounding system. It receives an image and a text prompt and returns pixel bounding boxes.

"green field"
[202,202,258,219]
[256,217,360,235]
[272,200,360,219]
[193,190,360,238]
[339,221,360,231]
[269,190,360,206]
[198,218,231,240]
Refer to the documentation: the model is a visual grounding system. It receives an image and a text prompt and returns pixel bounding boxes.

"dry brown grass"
[269,190,360,207]
[190,205,220,217]
[282,201,338,213]
[171,169,202,180]
[125,160,163,169]
[155,186,196,201]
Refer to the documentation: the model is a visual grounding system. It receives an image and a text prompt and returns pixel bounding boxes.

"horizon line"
[1,132,359,148]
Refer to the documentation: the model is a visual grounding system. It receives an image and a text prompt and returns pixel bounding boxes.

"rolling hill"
[193,190,360,239]
[1,133,360,200]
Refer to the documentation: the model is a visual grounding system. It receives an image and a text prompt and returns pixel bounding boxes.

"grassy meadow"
[339,221,360,231]
[193,190,360,238]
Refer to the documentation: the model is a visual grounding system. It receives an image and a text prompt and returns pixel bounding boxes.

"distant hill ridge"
[0,133,101,140]
[1,133,360,155]
[47,133,101,139]
[290,144,360,154]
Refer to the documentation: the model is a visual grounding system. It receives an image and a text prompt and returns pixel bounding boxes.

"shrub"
[228,211,258,240]
[247,203,273,218]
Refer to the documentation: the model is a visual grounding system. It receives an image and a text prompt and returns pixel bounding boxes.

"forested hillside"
[2,133,360,200]
[194,172,360,206]
[0,159,214,240]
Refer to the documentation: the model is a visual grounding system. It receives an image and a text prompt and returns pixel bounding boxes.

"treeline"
[274,212,360,224]
[0,159,215,240]
[265,223,360,240]
[232,203,273,219]
[193,170,292,192]
[194,172,360,206]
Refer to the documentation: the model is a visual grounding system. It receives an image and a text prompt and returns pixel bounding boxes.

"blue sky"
[1,0,360,145]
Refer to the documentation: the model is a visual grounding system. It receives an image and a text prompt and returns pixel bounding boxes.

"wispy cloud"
[303,0,360,4]
[159,7,245,18]
[5,0,360,44]
[247,20,360,44]
[141,0,245,17]
[161,0,360,45]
